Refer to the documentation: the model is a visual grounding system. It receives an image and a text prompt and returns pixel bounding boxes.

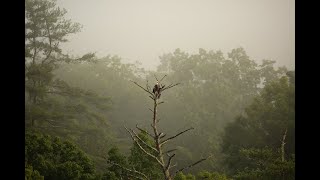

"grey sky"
[57,0,295,71]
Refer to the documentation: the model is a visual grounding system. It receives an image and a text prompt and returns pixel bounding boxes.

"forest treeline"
[25,0,295,179]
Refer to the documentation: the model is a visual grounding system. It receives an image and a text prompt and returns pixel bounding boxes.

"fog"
[57,0,295,70]
[26,0,296,178]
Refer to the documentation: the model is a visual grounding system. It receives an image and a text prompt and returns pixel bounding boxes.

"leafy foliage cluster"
[25,130,97,180]
[221,75,295,178]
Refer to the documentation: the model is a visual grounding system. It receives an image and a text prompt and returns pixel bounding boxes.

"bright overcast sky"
[57,0,295,70]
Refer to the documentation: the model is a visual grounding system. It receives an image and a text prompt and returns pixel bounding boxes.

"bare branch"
[154,74,159,81]
[157,132,164,138]
[165,83,173,89]
[158,101,165,105]
[164,149,178,154]
[149,95,155,100]
[148,108,154,113]
[130,128,159,153]
[107,160,148,180]
[160,127,194,146]
[146,80,151,92]
[124,126,164,166]
[161,83,181,92]
[130,80,153,96]
[159,75,167,82]
[159,133,167,139]
[170,163,178,169]
[166,154,176,171]
[281,128,288,162]
[174,155,213,175]
[136,124,154,138]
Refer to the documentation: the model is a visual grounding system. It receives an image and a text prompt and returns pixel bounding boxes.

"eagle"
[153,81,162,98]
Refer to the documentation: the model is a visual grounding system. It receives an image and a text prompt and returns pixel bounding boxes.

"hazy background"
[57,0,295,70]
[26,0,296,177]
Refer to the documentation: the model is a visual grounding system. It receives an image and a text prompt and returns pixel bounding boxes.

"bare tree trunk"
[280,128,288,180]
[152,98,172,180]
[281,128,287,162]
[122,76,211,180]
[31,90,37,127]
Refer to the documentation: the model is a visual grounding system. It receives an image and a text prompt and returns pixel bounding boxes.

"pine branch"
[42,19,53,64]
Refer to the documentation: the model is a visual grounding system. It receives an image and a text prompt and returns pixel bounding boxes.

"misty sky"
[57,0,295,71]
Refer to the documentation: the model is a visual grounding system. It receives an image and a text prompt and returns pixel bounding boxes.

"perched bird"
[153,81,160,93]
[153,81,162,98]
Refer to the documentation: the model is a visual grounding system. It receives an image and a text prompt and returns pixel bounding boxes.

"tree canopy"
[221,74,295,178]
[25,130,96,180]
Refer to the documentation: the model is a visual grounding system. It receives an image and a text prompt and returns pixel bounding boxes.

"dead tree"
[119,75,212,180]
[280,128,287,162]
[279,128,288,180]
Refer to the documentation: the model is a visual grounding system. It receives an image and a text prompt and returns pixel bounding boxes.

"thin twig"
[136,124,154,138]
[130,80,153,96]
[161,83,180,91]
[159,75,167,82]
[174,155,213,175]
[154,74,159,81]
[160,127,194,146]
[146,80,151,92]
[166,154,176,171]
[124,126,163,166]
[158,101,165,105]
[130,128,159,153]
[164,149,178,154]
[149,95,155,100]
[159,133,166,139]
[170,163,178,169]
